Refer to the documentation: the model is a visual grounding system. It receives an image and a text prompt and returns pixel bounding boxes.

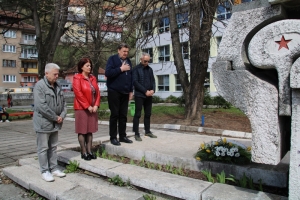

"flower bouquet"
[195,138,251,165]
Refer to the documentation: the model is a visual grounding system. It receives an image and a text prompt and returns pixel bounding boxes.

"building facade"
[0,11,38,92]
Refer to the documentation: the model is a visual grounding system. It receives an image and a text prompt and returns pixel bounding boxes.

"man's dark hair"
[118,43,130,50]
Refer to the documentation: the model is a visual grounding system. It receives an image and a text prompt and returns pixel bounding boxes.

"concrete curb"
[64,118,252,139]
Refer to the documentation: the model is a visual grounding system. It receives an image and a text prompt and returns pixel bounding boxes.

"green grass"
[65,104,246,119]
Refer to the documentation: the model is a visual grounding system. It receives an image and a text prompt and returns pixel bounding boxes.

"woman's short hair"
[77,57,93,73]
[45,63,60,73]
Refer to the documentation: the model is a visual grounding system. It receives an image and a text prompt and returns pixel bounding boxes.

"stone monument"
[212,0,299,198]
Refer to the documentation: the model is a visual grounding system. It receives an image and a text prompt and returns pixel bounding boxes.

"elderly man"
[33,63,67,182]
[132,52,157,141]
[105,43,133,146]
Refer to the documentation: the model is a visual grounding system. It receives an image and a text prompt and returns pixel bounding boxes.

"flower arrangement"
[195,138,251,165]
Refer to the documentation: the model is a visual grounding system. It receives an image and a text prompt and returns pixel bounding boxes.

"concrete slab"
[106,163,212,199]
[0,184,32,200]
[202,183,288,200]
[57,150,123,176]
[56,186,113,200]
[3,165,77,200]
[66,173,145,200]
[104,130,251,171]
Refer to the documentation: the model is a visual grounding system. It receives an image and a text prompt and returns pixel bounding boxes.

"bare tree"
[131,0,228,124]
[1,0,70,78]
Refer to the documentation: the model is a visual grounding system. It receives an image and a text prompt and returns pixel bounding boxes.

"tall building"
[0,11,38,92]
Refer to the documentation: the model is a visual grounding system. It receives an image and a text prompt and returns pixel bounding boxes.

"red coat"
[73,73,100,110]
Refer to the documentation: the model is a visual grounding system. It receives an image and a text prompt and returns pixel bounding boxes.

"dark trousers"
[133,96,152,135]
[0,112,9,121]
[108,90,129,140]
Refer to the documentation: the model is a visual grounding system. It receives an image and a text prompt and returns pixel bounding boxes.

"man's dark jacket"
[133,63,156,98]
[105,54,133,94]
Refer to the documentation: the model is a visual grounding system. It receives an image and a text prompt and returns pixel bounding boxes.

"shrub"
[176,95,185,107]
[152,95,163,103]
[213,96,231,109]
[165,95,178,103]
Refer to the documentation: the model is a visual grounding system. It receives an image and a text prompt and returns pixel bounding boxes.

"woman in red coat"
[73,58,100,160]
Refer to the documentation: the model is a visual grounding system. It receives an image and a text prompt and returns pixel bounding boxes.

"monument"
[212,0,299,198]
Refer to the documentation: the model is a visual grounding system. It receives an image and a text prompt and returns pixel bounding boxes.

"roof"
[64,65,105,74]
[0,10,35,32]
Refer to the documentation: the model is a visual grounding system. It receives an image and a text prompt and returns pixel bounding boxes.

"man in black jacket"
[133,52,157,141]
[105,43,133,145]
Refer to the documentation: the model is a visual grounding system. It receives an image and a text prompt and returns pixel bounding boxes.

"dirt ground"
[132,110,252,133]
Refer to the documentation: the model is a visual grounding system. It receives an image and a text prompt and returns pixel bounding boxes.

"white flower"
[215,152,220,157]
[221,152,226,156]
[227,151,231,156]
[235,153,240,157]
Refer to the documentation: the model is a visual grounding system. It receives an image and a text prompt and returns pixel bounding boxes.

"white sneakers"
[5,120,10,122]
[42,171,54,182]
[52,170,66,177]
[42,170,66,182]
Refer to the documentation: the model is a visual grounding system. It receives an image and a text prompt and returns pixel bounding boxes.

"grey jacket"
[33,77,67,133]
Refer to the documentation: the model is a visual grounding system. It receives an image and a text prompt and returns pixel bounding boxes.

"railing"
[20,39,36,45]
[20,53,38,59]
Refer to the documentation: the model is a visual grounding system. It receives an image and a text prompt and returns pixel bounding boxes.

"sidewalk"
[0,119,288,199]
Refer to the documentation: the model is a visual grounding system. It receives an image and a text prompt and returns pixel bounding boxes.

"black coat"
[133,63,156,98]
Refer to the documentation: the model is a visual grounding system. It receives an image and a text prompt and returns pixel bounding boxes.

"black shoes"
[119,137,133,143]
[88,152,97,159]
[111,138,121,146]
[81,153,91,161]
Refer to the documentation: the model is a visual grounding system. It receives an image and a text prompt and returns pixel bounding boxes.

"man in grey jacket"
[33,63,67,182]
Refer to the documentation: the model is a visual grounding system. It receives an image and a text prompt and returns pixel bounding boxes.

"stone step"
[2,157,150,200]
[102,133,288,188]
[56,150,287,200]
[57,150,211,199]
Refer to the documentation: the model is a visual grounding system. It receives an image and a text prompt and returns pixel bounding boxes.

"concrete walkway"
[0,119,288,199]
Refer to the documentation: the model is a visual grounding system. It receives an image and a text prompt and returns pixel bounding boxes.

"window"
[174,0,188,5]
[22,62,37,68]
[158,75,169,91]
[77,23,85,27]
[217,2,231,20]
[3,30,16,38]
[23,34,35,41]
[142,21,152,36]
[181,42,189,59]
[77,30,84,34]
[106,11,114,17]
[142,48,153,63]
[23,76,36,82]
[176,12,188,28]
[159,17,170,33]
[2,45,16,53]
[242,0,254,2]
[175,75,182,91]
[158,45,170,62]
[3,75,16,82]
[3,60,16,67]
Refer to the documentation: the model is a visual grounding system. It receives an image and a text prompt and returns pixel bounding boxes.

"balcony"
[20,39,36,45]
[20,68,38,74]
[20,53,38,60]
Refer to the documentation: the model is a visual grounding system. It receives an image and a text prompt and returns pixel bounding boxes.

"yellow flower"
[229,142,233,146]
[196,157,201,161]
[201,143,205,149]
[247,146,251,151]
[215,142,219,145]
[206,149,211,153]
[223,138,227,143]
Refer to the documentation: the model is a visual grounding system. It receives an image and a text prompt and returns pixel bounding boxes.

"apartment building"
[0,11,38,92]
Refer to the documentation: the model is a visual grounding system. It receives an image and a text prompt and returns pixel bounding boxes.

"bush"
[204,90,213,105]
[176,95,185,107]
[213,96,231,109]
[152,95,163,103]
[165,95,178,103]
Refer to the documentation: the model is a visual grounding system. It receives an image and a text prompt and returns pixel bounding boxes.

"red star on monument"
[275,35,292,50]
